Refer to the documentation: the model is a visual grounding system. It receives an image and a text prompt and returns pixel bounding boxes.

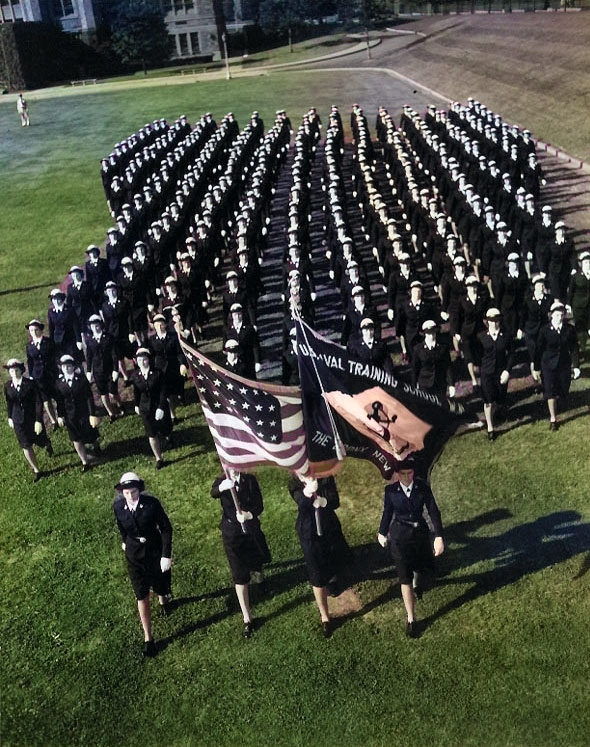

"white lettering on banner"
[347,360,399,388]
[298,343,345,371]
[312,431,333,446]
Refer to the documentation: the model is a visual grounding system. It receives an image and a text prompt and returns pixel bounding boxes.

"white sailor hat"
[465,275,479,286]
[550,301,565,313]
[88,314,103,324]
[507,252,520,262]
[224,338,239,350]
[230,303,243,312]
[59,354,75,365]
[360,317,374,329]
[4,358,25,370]
[485,308,502,320]
[422,319,437,332]
[351,285,365,296]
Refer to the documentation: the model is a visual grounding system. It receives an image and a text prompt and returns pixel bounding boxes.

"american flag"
[180,339,308,472]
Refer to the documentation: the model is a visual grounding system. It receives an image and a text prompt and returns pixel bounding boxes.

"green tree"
[110,0,172,75]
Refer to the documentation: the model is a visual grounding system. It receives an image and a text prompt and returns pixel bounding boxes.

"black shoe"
[81,463,92,473]
[143,640,157,658]
[413,586,423,601]
[405,620,419,639]
[243,621,254,639]
[487,430,496,442]
[93,444,102,456]
[156,459,166,470]
[549,421,559,432]
[46,443,54,457]
[33,471,43,483]
[161,602,172,617]
[322,620,332,639]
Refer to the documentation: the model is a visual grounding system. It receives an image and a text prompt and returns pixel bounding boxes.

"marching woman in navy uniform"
[113,471,173,657]
[533,301,580,431]
[211,468,271,638]
[54,354,101,471]
[4,358,53,482]
[567,250,590,362]
[147,314,188,424]
[377,456,444,638]
[477,308,514,441]
[288,472,352,638]
[131,348,172,469]
[25,318,59,427]
[85,314,122,422]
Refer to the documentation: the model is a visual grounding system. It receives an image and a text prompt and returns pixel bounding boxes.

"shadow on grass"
[0,281,60,297]
[158,557,312,646]
[100,422,214,463]
[420,509,590,630]
[332,508,590,630]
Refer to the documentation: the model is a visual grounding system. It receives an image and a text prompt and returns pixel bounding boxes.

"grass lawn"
[1,49,589,747]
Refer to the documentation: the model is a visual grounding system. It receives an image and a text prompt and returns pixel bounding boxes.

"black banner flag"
[295,319,465,480]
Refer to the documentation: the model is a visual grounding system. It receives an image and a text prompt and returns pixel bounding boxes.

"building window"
[0,0,23,22]
[190,32,200,54]
[53,0,75,17]
[172,0,194,12]
[177,32,189,56]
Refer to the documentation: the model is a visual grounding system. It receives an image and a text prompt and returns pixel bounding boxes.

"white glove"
[86,371,93,382]
[134,406,140,416]
[532,369,541,382]
[128,334,135,344]
[440,311,450,321]
[372,247,379,258]
[236,510,253,523]
[8,418,14,429]
[76,342,83,351]
[255,363,262,373]
[427,262,432,272]
[377,533,388,548]
[387,309,394,321]
[325,250,331,260]
[527,252,533,261]
[179,364,188,377]
[214,257,220,267]
[89,415,99,428]
[205,280,211,289]
[313,496,327,509]
[57,417,65,428]
[160,557,172,573]
[573,368,581,380]
[121,542,126,552]
[218,478,234,492]
[34,421,43,436]
[311,292,317,302]
[516,329,523,340]
[155,408,165,421]
[112,370,119,382]
[302,478,318,498]
[147,305,155,313]
[448,386,456,399]
[500,370,510,385]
